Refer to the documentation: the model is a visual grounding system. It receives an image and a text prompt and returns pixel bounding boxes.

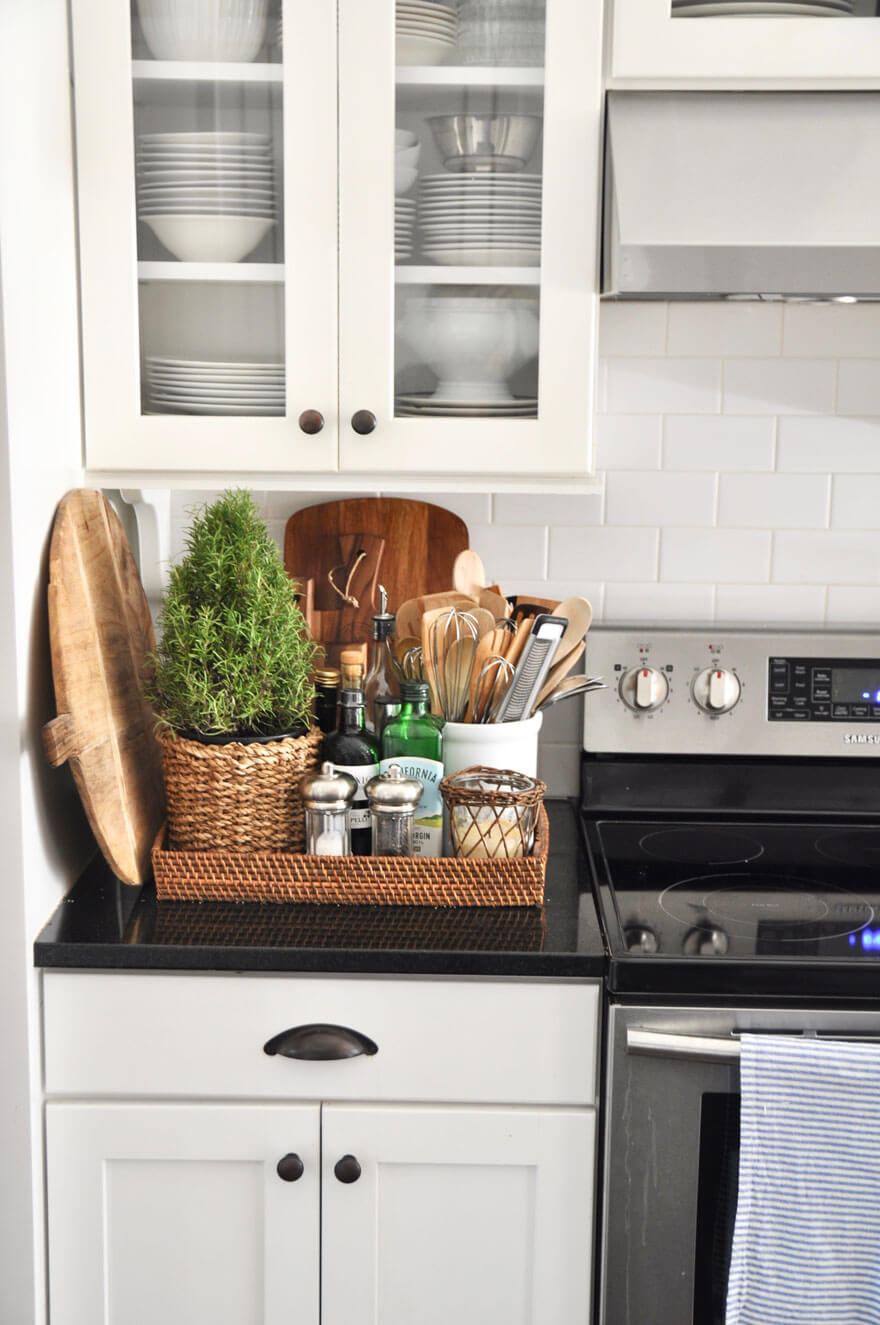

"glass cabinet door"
[338,0,602,479]
[72,0,338,474]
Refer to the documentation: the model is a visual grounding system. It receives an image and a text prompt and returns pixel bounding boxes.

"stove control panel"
[583,626,880,757]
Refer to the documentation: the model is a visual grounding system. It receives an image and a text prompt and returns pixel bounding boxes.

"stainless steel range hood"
[603,91,880,300]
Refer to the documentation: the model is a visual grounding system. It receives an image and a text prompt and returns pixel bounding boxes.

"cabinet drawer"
[43,971,600,1105]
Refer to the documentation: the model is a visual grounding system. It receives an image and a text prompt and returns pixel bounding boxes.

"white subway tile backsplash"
[594,414,662,470]
[598,301,667,356]
[469,522,547,582]
[827,587,880,624]
[715,584,827,624]
[604,582,715,621]
[667,302,782,357]
[777,416,880,472]
[772,531,880,584]
[549,526,659,583]
[605,357,721,415]
[604,471,716,527]
[783,303,880,359]
[663,415,775,471]
[660,529,771,583]
[723,358,836,415]
[837,360,880,415]
[717,474,830,529]
[493,492,602,526]
[831,475,880,529]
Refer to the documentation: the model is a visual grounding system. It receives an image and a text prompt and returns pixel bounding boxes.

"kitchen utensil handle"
[351,410,377,435]
[264,1023,378,1060]
[298,409,325,435]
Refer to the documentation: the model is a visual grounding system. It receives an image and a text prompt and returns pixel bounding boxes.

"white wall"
[169,299,880,796]
[0,3,89,1321]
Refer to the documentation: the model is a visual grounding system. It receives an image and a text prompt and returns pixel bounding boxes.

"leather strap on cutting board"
[284,498,469,658]
[41,490,165,885]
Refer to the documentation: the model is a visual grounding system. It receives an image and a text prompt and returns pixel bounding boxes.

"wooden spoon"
[477,587,510,621]
[397,591,475,642]
[553,596,594,664]
[502,614,534,670]
[452,548,487,599]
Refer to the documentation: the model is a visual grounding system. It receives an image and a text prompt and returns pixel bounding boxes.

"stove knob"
[619,666,669,712]
[624,927,659,954]
[683,926,729,956]
[692,667,741,716]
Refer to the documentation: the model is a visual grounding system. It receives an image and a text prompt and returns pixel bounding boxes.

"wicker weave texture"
[151,806,548,907]
[157,725,322,853]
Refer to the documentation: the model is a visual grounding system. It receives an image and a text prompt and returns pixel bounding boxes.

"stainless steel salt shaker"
[300,761,358,856]
[365,764,423,857]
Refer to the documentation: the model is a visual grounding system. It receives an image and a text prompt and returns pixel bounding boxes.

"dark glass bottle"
[380,680,444,857]
[364,586,399,737]
[314,666,340,735]
[321,688,380,855]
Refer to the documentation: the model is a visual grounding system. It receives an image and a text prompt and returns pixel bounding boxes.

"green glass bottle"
[380,680,444,858]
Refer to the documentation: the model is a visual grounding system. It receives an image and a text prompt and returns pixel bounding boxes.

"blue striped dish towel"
[726,1033,880,1325]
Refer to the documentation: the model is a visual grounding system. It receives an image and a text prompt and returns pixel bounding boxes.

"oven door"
[599,1003,880,1325]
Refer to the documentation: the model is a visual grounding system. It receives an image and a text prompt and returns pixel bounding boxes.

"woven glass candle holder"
[439,765,546,860]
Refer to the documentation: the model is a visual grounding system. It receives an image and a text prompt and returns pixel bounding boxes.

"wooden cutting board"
[42,490,165,885]
[284,497,469,659]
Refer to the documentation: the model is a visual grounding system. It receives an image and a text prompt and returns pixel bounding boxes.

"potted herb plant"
[148,489,322,853]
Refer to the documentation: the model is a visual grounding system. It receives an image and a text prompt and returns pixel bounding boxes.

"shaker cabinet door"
[321,1103,596,1325]
[46,1101,320,1325]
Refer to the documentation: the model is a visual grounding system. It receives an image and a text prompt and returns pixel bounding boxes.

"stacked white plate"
[136,131,278,262]
[396,198,417,260]
[396,394,538,416]
[672,0,851,13]
[396,1,457,64]
[418,174,542,266]
[143,356,285,415]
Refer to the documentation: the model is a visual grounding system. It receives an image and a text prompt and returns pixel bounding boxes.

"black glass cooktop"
[583,818,880,998]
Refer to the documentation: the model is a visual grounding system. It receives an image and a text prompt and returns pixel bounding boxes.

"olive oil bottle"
[380,680,444,857]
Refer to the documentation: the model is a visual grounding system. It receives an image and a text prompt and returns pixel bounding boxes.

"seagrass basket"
[156,724,322,853]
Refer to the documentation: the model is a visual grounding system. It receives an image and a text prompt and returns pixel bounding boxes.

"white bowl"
[395,164,419,195]
[395,144,422,169]
[136,0,269,61]
[395,33,455,64]
[397,296,539,400]
[142,214,275,261]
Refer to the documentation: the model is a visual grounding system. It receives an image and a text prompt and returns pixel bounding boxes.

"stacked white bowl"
[143,356,285,415]
[136,0,269,61]
[136,131,278,262]
[395,129,421,260]
[396,0,458,65]
[396,294,539,415]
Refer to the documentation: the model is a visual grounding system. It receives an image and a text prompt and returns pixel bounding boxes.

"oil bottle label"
[334,763,379,831]
[379,756,444,857]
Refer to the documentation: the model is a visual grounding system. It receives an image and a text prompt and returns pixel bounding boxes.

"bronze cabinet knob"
[350,410,377,435]
[334,1154,362,1184]
[298,410,325,435]
[276,1153,305,1182]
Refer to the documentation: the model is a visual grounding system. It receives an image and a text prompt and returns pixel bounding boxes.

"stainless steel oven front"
[600,1003,880,1325]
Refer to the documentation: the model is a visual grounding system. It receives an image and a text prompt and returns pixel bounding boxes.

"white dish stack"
[136,131,278,262]
[395,1,458,65]
[673,0,852,13]
[417,173,542,266]
[143,356,285,416]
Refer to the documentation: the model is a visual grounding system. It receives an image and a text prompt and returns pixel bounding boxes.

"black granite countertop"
[34,799,607,978]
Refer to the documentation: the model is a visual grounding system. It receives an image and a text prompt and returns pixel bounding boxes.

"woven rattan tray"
[151,806,548,907]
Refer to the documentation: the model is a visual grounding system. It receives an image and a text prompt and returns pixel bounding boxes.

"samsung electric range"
[580,626,880,1325]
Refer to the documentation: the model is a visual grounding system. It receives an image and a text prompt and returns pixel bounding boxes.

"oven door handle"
[627,1028,742,1063]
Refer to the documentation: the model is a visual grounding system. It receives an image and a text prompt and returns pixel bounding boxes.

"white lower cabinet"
[43,972,599,1325]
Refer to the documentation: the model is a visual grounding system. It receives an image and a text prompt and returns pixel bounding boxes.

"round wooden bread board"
[42,489,165,885]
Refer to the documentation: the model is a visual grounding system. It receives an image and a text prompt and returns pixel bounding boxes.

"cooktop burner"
[658,873,874,941]
[640,827,764,865]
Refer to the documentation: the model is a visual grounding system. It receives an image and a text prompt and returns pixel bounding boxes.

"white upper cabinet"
[609,0,880,85]
[69,0,603,486]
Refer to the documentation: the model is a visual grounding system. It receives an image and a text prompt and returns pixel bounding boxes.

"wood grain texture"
[42,489,165,885]
[284,498,468,662]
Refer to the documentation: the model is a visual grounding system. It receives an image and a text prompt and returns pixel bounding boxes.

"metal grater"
[494,614,567,722]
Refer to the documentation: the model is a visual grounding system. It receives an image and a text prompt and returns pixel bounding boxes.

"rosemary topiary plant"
[149,489,320,739]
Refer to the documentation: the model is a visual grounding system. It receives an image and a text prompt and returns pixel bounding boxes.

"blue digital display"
[850,929,880,952]
[861,690,880,703]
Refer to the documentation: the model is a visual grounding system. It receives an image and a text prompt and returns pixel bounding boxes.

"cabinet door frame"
[337,0,603,480]
[609,0,880,85]
[46,1099,320,1325]
[70,0,339,475]
[321,1102,596,1325]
